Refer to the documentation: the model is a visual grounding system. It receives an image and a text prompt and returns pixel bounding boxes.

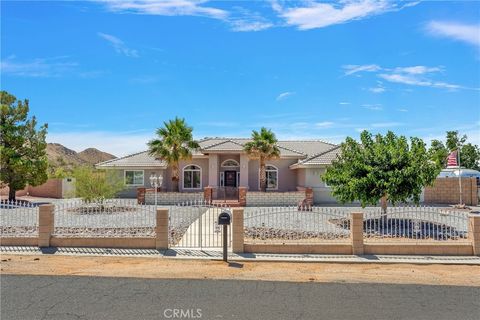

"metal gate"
[168,201,231,248]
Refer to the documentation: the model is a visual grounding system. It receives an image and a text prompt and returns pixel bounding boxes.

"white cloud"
[0,56,78,77]
[426,21,480,48]
[361,104,383,111]
[274,0,416,30]
[315,121,335,128]
[276,91,295,101]
[344,63,474,91]
[98,32,139,57]
[342,64,381,76]
[393,66,443,74]
[369,86,385,93]
[99,0,228,20]
[397,108,408,112]
[339,102,351,105]
[47,130,152,157]
[229,19,273,32]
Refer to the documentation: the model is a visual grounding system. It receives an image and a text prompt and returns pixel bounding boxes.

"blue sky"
[1,0,479,156]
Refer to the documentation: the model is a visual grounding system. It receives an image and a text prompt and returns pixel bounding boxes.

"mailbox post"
[218,210,231,262]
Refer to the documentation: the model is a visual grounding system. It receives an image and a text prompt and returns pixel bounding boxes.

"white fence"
[363,206,470,242]
[0,200,39,237]
[53,199,156,238]
[244,206,351,244]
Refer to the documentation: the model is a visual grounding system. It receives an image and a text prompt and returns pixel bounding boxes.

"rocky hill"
[47,143,116,170]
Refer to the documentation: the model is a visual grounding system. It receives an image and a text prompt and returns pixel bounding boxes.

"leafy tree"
[244,127,280,192]
[322,131,439,215]
[148,117,199,192]
[428,139,448,169]
[460,143,480,170]
[428,131,480,170]
[0,91,48,201]
[446,130,467,151]
[73,166,123,202]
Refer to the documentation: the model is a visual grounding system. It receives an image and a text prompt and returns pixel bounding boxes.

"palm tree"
[244,127,280,192]
[148,117,199,192]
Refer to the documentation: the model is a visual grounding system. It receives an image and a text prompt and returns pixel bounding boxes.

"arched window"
[261,165,278,190]
[183,165,201,189]
[221,159,239,167]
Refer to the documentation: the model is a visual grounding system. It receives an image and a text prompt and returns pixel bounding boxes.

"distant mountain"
[78,148,117,165]
[46,143,116,170]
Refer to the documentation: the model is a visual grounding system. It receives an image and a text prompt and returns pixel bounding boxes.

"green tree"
[73,166,123,202]
[147,117,199,192]
[446,130,467,151]
[460,143,480,170]
[428,139,448,169]
[430,131,480,170]
[322,131,439,215]
[0,91,48,201]
[244,127,280,192]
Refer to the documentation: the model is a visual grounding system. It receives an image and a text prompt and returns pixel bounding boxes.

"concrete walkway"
[175,208,231,248]
[2,246,479,265]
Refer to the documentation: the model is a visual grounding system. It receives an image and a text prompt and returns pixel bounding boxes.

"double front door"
[224,170,237,187]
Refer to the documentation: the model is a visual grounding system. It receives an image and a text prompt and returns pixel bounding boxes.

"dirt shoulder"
[1,254,479,286]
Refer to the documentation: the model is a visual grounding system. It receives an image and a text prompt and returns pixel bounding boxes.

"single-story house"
[96,137,341,204]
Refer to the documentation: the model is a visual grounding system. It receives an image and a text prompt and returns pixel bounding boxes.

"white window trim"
[258,164,279,191]
[124,170,144,186]
[182,164,202,190]
[221,159,240,167]
[220,172,225,187]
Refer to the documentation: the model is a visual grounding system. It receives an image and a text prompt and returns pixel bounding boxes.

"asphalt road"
[1,275,479,320]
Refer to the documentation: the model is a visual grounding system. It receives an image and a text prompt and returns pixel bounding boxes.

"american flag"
[447,150,458,167]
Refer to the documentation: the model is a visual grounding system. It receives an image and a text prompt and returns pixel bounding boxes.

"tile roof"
[290,146,341,168]
[97,137,339,167]
[96,151,167,168]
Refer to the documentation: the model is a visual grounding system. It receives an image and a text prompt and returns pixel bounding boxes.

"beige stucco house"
[96,137,341,204]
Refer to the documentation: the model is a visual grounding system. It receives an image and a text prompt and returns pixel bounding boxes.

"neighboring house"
[96,137,341,203]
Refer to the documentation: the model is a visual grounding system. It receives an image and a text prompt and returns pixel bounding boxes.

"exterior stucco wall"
[304,167,337,204]
[112,168,166,198]
[178,158,209,192]
[248,158,298,192]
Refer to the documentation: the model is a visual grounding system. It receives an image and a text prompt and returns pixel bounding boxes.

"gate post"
[351,212,364,255]
[232,208,244,253]
[156,208,169,250]
[38,204,54,248]
[468,214,480,256]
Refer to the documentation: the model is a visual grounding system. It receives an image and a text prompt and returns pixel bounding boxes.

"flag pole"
[458,146,463,205]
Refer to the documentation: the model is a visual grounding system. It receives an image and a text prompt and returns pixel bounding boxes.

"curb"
[1,246,479,265]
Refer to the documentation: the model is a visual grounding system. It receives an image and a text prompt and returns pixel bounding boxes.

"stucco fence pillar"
[469,214,480,256]
[156,208,169,250]
[350,212,364,255]
[38,204,54,248]
[231,208,244,253]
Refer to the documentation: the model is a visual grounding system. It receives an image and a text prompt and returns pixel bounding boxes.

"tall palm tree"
[148,117,199,192]
[244,127,280,192]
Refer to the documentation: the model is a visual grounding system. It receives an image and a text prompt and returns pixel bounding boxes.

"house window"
[221,159,239,167]
[183,165,201,189]
[237,172,240,187]
[125,170,144,186]
[220,172,225,187]
[259,165,278,190]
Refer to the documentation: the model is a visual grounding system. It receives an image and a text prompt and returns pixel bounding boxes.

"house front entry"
[224,170,237,187]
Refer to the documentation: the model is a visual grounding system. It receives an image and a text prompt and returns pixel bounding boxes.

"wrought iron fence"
[53,199,156,238]
[168,200,231,248]
[244,206,351,244]
[0,200,39,237]
[363,206,470,242]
